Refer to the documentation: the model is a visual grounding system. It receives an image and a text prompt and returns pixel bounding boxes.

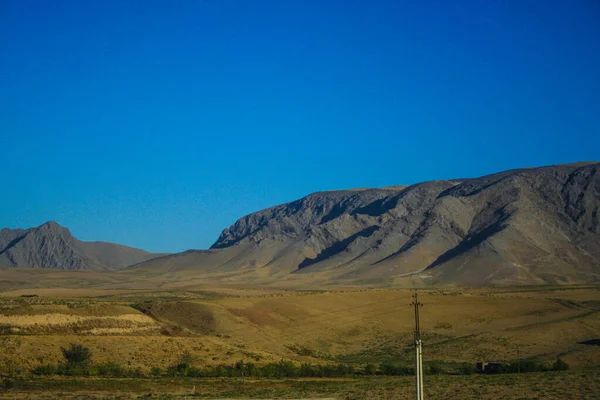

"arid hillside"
[0,221,165,271]
[0,287,598,373]
[130,162,600,286]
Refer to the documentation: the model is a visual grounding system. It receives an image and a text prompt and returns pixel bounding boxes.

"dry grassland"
[0,286,598,374]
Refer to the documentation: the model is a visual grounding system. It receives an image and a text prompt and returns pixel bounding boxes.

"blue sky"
[1,0,599,252]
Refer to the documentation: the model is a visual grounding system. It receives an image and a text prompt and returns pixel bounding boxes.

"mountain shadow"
[298,225,380,269]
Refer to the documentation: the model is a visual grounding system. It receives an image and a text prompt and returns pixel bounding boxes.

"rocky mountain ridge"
[3,162,599,286]
[196,162,599,285]
[0,221,164,270]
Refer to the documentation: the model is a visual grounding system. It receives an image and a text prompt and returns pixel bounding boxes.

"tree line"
[28,343,568,379]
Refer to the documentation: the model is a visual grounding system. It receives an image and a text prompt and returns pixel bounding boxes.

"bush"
[299,363,317,377]
[31,364,57,376]
[151,367,162,376]
[457,362,476,375]
[96,363,125,377]
[363,364,377,375]
[0,324,12,335]
[378,363,413,376]
[61,344,91,366]
[552,358,569,371]
[166,365,179,377]
[2,379,14,389]
[500,359,544,373]
[176,362,191,376]
[428,361,444,375]
[277,360,297,377]
[61,364,88,376]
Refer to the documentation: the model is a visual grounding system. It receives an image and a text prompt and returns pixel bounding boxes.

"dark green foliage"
[499,358,548,374]
[378,363,414,376]
[299,363,317,377]
[61,364,88,376]
[28,356,569,379]
[552,358,569,371]
[32,362,141,378]
[163,360,361,378]
[0,324,12,335]
[2,379,14,389]
[428,361,444,375]
[61,344,91,366]
[457,362,476,375]
[277,360,297,377]
[95,363,126,377]
[363,364,377,375]
[166,365,179,377]
[31,364,57,376]
[175,362,190,376]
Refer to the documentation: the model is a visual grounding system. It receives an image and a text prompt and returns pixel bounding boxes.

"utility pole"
[412,292,424,400]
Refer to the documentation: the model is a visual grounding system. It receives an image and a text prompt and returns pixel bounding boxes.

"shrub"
[61,364,88,376]
[31,364,57,376]
[0,324,12,335]
[277,360,297,377]
[96,362,125,377]
[378,363,414,376]
[517,359,542,373]
[186,367,203,377]
[552,358,569,371]
[428,361,444,375]
[378,363,397,376]
[501,359,544,373]
[61,344,91,366]
[363,364,377,375]
[150,367,162,376]
[457,362,476,375]
[300,363,317,377]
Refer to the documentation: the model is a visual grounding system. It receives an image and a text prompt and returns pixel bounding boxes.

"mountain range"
[0,221,164,270]
[2,162,599,286]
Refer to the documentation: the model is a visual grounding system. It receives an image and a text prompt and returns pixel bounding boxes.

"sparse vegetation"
[3,369,600,399]
[552,358,569,371]
[0,287,597,399]
[61,344,91,367]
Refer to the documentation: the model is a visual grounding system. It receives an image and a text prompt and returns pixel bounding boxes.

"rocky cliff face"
[207,163,600,285]
[0,221,164,271]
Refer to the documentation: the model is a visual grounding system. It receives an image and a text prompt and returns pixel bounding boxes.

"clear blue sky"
[1,0,599,253]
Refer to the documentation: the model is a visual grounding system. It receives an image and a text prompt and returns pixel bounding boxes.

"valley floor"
[0,286,599,399]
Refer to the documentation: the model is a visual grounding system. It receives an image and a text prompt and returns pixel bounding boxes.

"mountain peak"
[0,222,165,271]
[36,220,71,236]
[39,220,63,228]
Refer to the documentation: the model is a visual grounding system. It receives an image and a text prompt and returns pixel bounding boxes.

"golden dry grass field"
[0,285,599,399]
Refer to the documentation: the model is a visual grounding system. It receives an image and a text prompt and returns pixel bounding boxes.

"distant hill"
[0,221,165,271]
[130,162,600,286]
